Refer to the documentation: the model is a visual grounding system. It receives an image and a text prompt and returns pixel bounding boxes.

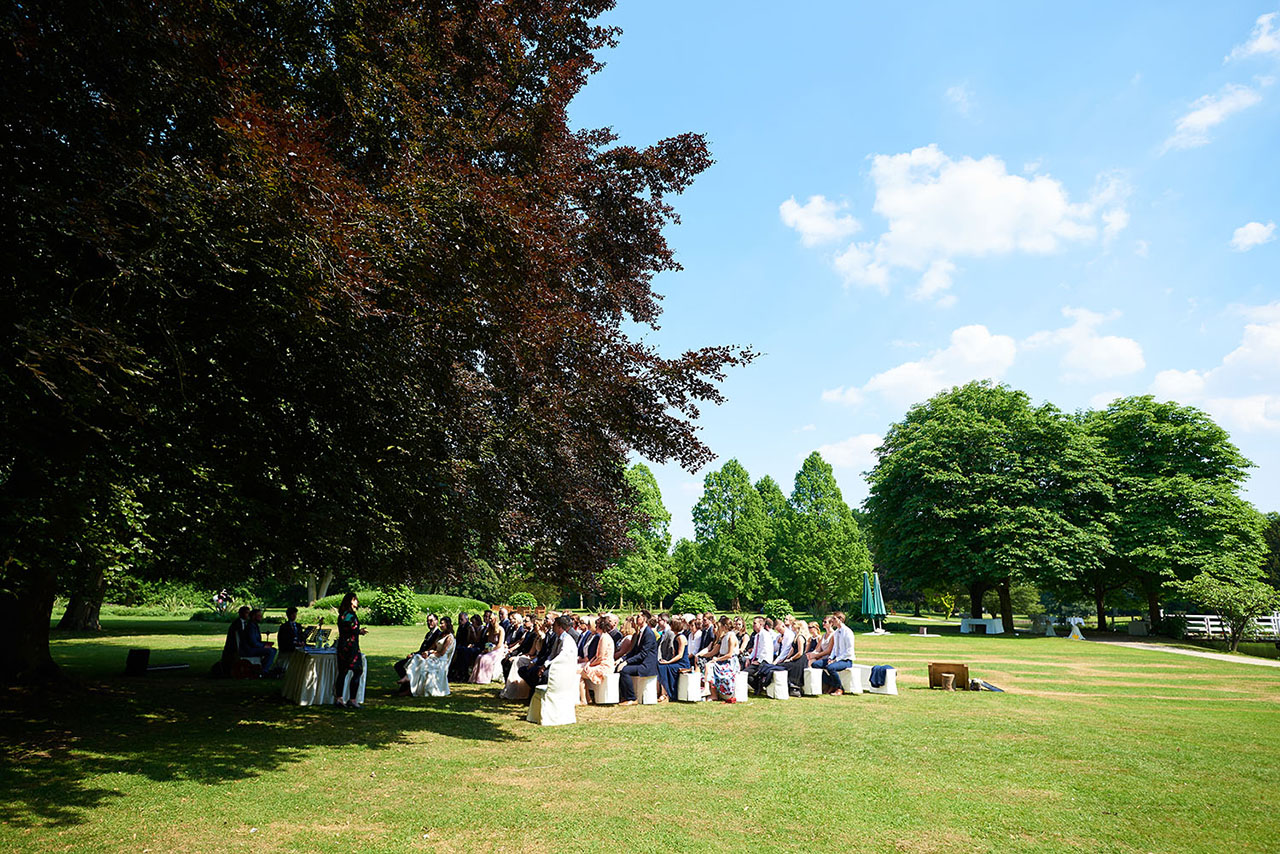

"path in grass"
[2,618,1277,853]
[1093,638,1280,668]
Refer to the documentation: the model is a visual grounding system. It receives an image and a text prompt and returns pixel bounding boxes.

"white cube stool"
[733,669,749,703]
[632,674,659,705]
[590,672,620,705]
[837,666,864,695]
[852,663,898,695]
[802,667,824,696]
[677,670,703,702]
[766,668,790,700]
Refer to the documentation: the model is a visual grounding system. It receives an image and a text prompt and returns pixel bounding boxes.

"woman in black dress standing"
[335,592,368,708]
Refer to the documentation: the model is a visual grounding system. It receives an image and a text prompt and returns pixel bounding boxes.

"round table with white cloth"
[281,648,368,706]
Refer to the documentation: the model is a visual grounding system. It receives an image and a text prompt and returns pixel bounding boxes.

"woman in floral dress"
[708,616,740,703]
[334,592,367,708]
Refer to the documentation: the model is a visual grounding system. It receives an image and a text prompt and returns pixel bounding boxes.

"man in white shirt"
[822,611,856,695]
[745,617,777,694]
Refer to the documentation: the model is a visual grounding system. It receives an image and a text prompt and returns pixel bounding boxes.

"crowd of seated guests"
[392,605,861,704]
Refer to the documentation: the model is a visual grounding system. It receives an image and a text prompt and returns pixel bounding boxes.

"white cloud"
[795,423,816,433]
[911,259,957,306]
[1149,302,1280,431]
[1227,12,1280,62]
[945,84,973,115]
[824,325,1016,408]
[1164,83,1264,150]
[1230,220,1276,251]
[1135,239,1150,257]
[788,145,1128,305]
[1089,391,1122,409]
[780,195,860,247]
[816,434,882,471]
[1024,307,1145,382]
[820,386,863,406]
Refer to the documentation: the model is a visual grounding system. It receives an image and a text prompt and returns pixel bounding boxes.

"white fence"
[1179,613,1280,640]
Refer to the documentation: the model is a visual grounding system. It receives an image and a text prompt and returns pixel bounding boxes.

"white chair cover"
[527,637,577,726]
[501,654,533,700]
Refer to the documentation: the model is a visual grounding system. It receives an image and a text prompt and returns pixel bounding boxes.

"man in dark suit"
[277,607,306,653]
[517,615,571,701]
[220,606,251,674]
[242,608,277,673]
[617,611,659,704]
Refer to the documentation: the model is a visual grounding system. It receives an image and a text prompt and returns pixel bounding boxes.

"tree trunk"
[306,576,317,606]
[968,581,990,619]
[578,592,584,610]
[997,579,1014,634]
[316,568,335,602]
[1093,583,1108,633]
[0,568,61,684]
[618,591,624,609]
[731,596,741,613]
[913,597,921,618]
[58,593,103,632]
[1145,581,1161,628]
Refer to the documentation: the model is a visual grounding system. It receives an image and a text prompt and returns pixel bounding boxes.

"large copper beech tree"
[0,0,752,681]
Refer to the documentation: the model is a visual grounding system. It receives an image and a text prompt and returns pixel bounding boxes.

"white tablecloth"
[959,617,1004,635]
[281,649,368,706]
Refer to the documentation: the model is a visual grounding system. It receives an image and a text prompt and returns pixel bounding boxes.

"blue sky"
[569,1,1280,542]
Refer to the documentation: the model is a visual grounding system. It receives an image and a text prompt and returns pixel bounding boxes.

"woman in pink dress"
[578,616,615,704]
[469,612,506,684]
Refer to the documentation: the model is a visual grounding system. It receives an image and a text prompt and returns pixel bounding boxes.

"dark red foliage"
[0,0,752,680]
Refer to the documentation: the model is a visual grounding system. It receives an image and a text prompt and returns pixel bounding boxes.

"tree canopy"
[690,459,769,611]
[599,463,676,607]
[865,381,1112,630]
[0,0,751,681]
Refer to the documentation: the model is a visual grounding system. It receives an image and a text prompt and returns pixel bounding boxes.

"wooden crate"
[928,661,970,689]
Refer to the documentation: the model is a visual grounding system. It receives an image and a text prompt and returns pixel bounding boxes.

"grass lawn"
[2,618,1278,853]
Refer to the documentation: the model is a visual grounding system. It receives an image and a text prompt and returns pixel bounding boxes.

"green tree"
[1086,397,1264,626]
[691,459,769,611]
[1260,511,1280,588]
[866,382,1111,632]
[671,538,702,596]
[600,464,676,608]
[0,1,753,681]
[755,475,791,601]
[776,452,871,613]
[1174,571,1279,652]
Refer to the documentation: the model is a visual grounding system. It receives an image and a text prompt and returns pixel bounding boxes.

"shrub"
[508,591,538,610]
[416,594,490,618]
[672,591,715,615]
[1154,614,1188,640]
[365,585,418,626]
[189,609,236,623]
[761,598,794,621]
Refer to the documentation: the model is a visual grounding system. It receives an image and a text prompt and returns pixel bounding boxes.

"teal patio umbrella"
[869,572,888,633]
[860,572,875,622]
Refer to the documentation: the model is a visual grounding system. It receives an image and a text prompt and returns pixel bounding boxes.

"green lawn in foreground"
[2,618,1278,853]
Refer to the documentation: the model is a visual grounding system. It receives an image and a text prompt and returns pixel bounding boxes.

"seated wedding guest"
[744,617,778,695]
[497,608,512,637]
[449,612,472,681]
[656,614,689,701]
[470,611,506,683]
[277,606,306,657]
[220,606,251,674]
[616,611,658,705]
[421,616,455,695]
[453,613,486,680]
[604,613,623,648]
[615,615,637,658]
[771,619,811,695]
[576,615,598,662]
[706,616,740,703]
[242,608,278,674]
[503,614,536,678]
[517,615,572,701]
[578,616,615,704]
[395,613,441,684]
[806,615,836,673]
[515,619,556,698]
[821,612,856,694]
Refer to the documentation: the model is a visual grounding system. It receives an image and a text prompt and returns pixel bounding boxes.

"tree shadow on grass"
[0,672,524,828]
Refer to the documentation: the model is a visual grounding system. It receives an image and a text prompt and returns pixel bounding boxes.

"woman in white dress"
[421,616,456,697]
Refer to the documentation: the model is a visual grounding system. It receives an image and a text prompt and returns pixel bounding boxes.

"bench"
[852,663,897,695]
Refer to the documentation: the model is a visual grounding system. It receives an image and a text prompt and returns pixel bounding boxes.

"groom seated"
[616,610,658,705]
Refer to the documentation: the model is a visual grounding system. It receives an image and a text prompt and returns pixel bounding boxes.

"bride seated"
[416,616,456,697]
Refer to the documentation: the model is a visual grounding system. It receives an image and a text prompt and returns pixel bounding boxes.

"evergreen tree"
[691,459,768,611]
